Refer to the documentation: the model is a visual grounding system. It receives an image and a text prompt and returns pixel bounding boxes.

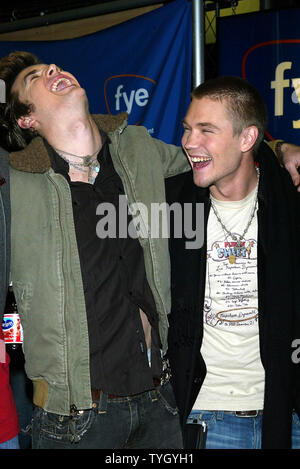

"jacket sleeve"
[151,137,190,178]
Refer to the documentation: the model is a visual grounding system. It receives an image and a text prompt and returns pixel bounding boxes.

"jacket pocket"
[32,406,96,447]
[12,281,33,315]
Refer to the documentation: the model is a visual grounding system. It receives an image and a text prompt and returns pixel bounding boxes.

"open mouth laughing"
[189,156,212,170]
[49,74,75,93]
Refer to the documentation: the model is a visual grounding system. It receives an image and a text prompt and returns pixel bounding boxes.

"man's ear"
[17,115,35,130]
[240,126,258,153]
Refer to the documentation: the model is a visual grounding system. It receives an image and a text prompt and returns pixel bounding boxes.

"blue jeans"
[187,410,300,449]
[0,435,20,449]
[32,382,183,449]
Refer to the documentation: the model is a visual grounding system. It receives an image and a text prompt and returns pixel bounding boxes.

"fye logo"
[104,74,156,124]
[242,40,300,140]
[271,61,300,129]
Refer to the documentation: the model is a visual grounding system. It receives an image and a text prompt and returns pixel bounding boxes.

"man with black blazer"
[166,76,300,449]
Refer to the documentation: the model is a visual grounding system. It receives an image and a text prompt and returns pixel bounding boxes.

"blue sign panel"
[0,0,192,145]
[219,8,300,143]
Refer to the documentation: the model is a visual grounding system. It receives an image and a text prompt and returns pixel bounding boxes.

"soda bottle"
[2,283,23,351]
[2,286,32,449]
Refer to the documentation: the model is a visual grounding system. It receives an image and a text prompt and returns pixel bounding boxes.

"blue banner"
[0,0,192,145]
[219,8,300,143]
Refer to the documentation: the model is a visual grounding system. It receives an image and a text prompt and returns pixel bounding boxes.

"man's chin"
[193,172,210,188]
[62,85,86,97]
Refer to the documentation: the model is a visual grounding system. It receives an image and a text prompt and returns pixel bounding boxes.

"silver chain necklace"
[210,167,260,264]
[54,146,101,184]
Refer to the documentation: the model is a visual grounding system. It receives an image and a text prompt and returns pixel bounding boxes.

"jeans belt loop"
[98,390,108,415]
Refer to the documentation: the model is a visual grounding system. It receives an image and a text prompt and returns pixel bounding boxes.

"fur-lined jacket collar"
[9,112,127,173]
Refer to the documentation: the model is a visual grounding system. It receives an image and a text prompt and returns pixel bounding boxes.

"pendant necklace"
[210,167,259,264]
[54,146,101,184]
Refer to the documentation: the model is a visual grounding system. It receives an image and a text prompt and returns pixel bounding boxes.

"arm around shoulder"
[267,139,300,190]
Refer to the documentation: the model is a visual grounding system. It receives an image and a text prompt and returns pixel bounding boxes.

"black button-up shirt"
[45,133,162,395]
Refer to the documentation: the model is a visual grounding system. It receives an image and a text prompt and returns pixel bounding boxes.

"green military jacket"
[9,113,190,415]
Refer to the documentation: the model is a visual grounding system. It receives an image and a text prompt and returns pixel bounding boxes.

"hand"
[281,143,300,191]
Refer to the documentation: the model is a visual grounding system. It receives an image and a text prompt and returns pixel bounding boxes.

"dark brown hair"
[191,76,268,153]
[0,51,42,151]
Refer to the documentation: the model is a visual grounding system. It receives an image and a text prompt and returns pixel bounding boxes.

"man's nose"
[183,131,200,149]
[46,64,59,77]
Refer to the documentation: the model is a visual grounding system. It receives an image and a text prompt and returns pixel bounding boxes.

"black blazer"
[165,142,300,449]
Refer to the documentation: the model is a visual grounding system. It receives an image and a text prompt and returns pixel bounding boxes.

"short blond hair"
[191,76,268,153]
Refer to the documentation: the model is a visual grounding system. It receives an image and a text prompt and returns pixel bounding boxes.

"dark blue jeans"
[31,382,183,449]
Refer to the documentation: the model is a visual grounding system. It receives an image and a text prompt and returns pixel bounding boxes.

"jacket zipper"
[47,173,75,415]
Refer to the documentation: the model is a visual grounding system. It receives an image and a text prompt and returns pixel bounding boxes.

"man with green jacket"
[0,51,189,449]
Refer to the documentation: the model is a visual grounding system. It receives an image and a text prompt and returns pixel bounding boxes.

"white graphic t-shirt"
[193,186,265,411]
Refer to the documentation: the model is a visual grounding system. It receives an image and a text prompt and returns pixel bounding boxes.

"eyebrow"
[182,119,220,130]
[23,69,40,86]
